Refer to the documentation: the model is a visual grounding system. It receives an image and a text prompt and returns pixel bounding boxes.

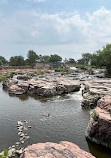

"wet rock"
[20,141,95,158]
[17,121,23,126]
[9,85,26,94]
[2,79,18,88]
[43,112,50,117]
[86,95,111,149]
[8,148,16,157]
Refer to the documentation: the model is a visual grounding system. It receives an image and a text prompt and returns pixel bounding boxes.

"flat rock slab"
[21,141,95,158]
[4,77,80,97]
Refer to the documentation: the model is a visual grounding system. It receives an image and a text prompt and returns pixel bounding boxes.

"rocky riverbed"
[2,77,80,96]
[0,69,111,158]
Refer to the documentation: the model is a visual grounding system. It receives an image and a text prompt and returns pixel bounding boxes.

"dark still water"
[0,83,111,158]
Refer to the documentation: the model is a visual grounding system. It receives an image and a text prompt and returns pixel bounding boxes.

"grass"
[93,110,98,121]
[0,76,6,82]
[0,150,8,158]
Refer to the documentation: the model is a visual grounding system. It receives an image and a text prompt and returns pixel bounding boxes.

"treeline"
[76,43,111,75]
[0,50,62,67]
[1,43,111,75]
[0,50,76,67]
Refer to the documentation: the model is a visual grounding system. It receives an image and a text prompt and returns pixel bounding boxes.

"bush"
[76,65,89,70]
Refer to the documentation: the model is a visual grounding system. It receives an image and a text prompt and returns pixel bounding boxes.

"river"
[0,83,110,158]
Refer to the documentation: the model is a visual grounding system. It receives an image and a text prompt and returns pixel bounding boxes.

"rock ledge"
[21,141,95,158]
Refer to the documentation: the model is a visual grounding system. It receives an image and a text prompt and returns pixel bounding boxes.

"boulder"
[82,79,111,108]
[21,141,95,158]
[2,79,18,88]
[86,95,111,149]
[3,77,80,97]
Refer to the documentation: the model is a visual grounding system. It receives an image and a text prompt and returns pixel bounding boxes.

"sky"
[0,0,111,60]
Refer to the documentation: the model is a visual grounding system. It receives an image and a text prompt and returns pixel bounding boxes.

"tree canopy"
[0,56,8,66]
[9,56,25,66]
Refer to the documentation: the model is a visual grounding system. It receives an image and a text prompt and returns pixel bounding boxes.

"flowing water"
[0,83,110,158]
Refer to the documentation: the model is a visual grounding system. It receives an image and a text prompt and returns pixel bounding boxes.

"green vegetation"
[9,55,25,66]
[0,76,6,82]
[37,71,45,75]
[55,67,69,72]
[76,65,89,70]
[0,56,8,66]
[93,110,98,121]
[0,150,8,158]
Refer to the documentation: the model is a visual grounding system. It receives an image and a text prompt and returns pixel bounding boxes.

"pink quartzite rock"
[21,141,95,158]
[86,95,111,149]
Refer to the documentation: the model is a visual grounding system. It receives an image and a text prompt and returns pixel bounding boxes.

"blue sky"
[0,0,111,60]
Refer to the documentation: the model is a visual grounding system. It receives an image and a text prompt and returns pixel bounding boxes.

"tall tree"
[0,56,8,66]
[49,54,62,63]
[9,56,25,66]
[27,50,39,66]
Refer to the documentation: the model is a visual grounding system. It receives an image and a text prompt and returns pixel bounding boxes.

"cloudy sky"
[0,0,111,60]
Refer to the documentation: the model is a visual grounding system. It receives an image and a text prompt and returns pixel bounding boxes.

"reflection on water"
[0,83,111,158]
[87,139,111,158]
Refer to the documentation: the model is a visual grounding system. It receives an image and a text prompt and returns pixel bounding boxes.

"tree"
[27,50,39,66]
[76,53,92,65]
[9,56,25,66]
[0,56,8,66]
[49,54,62,63]
[98,44,111,76]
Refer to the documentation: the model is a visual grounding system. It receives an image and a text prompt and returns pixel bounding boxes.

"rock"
[21,141,25,144]
[28,126,31,128]
[8,148,16,157]
[86,95,111,149]
[43,112,50,117]
[3,77,80,97]
[81,79,111,108]
[17,121,23,126]
[20,141,95,158]
[9,85,25,94]
[17,75,30,80]
[2,79,18,88]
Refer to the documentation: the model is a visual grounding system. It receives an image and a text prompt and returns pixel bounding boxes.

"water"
[0,83,111,158]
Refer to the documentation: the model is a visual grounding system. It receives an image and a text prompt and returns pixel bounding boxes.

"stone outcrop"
[21,141,95,158]
[2,79,18,88]
[86,95,111,149]
[81,79,111,108]
[3,77,80,97]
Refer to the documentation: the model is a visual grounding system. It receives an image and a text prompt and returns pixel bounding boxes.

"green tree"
[0,56,8,66]
[99,44,111,76]
[27,50,39,66]
[9,56,25,66]
[49,54,62,63]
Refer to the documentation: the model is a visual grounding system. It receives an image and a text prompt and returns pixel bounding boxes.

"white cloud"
[0,7,111,59]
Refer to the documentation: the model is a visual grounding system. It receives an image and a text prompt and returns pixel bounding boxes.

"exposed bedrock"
[81,79,111,108]
[2,77,80,96]
[20,141,95,158]
[86,95,111,149]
